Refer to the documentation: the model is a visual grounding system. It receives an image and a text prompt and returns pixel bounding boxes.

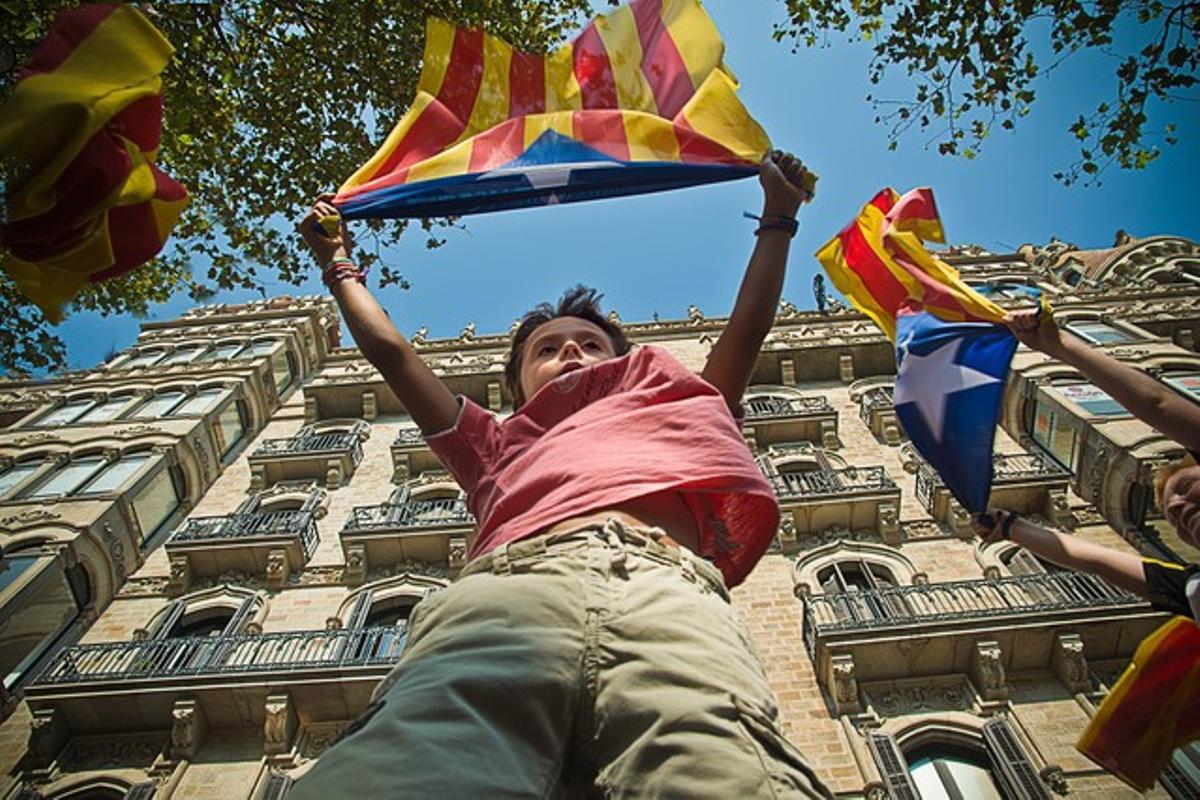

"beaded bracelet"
[743,211,799,238]
[1000,510,1020,539]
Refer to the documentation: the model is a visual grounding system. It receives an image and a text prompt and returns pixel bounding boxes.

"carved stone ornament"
[1040,765,1070,796]
[167,554,192,597]
[264,693,296,756]
[297,722,348,761]
[827,653,861,715]
[1052,633,1090,693]
[265,548,290,590]
[863,677,972,717]
[170,699,206,760]
[0,508,61,528]
[4,431,60,447]
[343,543,368,586]
[27,708,68,766]
[970,640,1009,701]
[58,733,166,772]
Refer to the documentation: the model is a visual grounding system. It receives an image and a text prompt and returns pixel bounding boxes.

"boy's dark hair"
[505,285,631,407]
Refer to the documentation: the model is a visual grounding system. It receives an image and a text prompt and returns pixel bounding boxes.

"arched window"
[907,742,1003,799]
[198,341,247,362]
[1064,319,1140,345]
[0,459,42,499]
[161,345,208,365]
[127,390,189,419]
[76,394,134,423]
[815,560,905,623]
[122,349,168,369]
[169,387,228,417]
[31,396,96,427]
[271,348,297,395]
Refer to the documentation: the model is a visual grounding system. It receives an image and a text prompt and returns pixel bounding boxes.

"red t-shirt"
[425,345,780,587]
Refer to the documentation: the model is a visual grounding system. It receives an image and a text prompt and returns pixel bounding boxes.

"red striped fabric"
[574,111,630,161]
[439,26,487,122]
[674,116,739,163]
[467,117,527,172]
[573,21,619,109]
[90,164,188,282]
[631,0,693,118]
[508,50,546,117]
[19,3,117,79]
[838,220,911,318]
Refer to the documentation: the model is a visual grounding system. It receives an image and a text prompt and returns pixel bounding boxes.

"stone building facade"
[0,233,1197,799]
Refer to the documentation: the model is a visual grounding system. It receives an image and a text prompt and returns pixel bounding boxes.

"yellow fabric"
[663,0,721,92]
[594,5,658,115]
[463,33,514,140]
[815,233,901,341]
[677,70,770,163]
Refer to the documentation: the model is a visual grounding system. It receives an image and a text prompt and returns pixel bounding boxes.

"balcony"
[914,451,1072,533]
[340,498,475,583]
[248,423,366,490]
[164,510,318,592]
[801,572,1163,712]
[856,385,905,445]
[770,466,901,546]
[742,394,838,450]
[25,626,404,737]
[391,427,444,481]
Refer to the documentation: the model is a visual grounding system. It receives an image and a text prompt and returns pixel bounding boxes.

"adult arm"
[1007,309,1200,452]
[701,151,812,411]
[300,195,459,435]
[973,511,1150,598]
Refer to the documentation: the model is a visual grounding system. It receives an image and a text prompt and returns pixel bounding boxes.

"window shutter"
[124,780,158,799]
[866,732,919,799]
[345,590,374,630]
[1007,548,1045,576]
[1159,743,1200,799]
[982,718,1051,800]
[154,600,186,639]
[261,772,294,800]
[223,597,258,635]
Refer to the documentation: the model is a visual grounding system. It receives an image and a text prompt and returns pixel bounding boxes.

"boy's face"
[519,317,617,404]
[1163,463,1200,548]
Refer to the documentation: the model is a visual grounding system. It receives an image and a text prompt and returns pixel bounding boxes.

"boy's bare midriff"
[537,490,701,552]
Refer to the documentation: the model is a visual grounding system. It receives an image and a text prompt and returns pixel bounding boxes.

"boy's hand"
[299,193,354,269]
[971,511,1006,545]
[1004,306,1065,356]
[759,150,814,218]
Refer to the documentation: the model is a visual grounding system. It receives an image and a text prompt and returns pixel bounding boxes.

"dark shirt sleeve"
[1142,560,1200,619]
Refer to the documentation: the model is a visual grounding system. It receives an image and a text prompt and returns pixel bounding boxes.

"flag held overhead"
[335,0,775,220]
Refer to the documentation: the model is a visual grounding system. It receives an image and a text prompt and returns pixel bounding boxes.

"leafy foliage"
[773,0,1197,182]
[0,0,591,374]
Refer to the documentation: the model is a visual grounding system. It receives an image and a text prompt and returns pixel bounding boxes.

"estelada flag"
[1078,616,1200,790]
[0,4,188,323]
[335,0,780,220]
[815,188,1005,341]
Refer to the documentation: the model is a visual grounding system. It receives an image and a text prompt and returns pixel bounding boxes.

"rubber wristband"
[744,211,799,238]
[1001,511,1020,540]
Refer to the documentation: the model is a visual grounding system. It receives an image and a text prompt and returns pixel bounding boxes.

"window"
[271,347,295,395]
[31,397,95,427]
[1000,547,1064,576]
[161,346,207,366]
[170,387,227,416]
[1031,393,1079,471]
[1048,382,1128,417]
[22,456,106,498]
[1065,320,1138,345]
[1,556,89,693]
[816,560,906,623]
[123,350,166,369]
[0,552,40,595]
[128,391,188,419]
[131,465,183,545]
[76,395,132,423]
[0,461,41,499]
[198,341,246,362]
[1164,372,1200,403]
[246,339,281,358]
[908,745,1003,799]
[215,401,247,458]
[79,452,151,495]
[20,453,153,499]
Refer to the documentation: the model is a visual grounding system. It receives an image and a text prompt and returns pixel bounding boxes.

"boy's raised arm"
[300,195,460,435]
[701,151,812,412]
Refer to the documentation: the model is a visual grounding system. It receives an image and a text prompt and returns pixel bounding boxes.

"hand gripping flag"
[1078,616,1200,790]
[817,188,1019,512]
[0,4,188,323]
[815,188,1006,342]
[334,0,774,220]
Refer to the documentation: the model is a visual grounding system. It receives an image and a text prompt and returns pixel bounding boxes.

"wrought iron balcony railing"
[393,428,426,448]
[252,432,364,465]
[915,450,1069,510]
[744,395,833,420]
[345,497,474,532]
[857,386,894,429]
[770,466,897,500]
[802,572,1143,657]
[169,510,319,560]
[34,626,406,686]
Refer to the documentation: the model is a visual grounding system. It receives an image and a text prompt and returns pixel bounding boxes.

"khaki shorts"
[293,518,832,799]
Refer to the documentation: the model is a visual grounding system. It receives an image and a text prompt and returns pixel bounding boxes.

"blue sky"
[49,2,1200,370]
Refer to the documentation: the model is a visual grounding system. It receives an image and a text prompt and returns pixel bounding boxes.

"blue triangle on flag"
[502,129,618,167]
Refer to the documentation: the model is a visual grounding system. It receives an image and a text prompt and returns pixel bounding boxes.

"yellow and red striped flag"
[0,4,188,323]
[1078,616,1200,790]
[335,0,778,219]
[815,188,1005,341]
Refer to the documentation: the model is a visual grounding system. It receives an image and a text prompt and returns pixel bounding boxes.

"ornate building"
[0,234,1197,799]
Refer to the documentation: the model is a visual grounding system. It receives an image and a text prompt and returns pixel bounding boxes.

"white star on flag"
[893,339,1000,443]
